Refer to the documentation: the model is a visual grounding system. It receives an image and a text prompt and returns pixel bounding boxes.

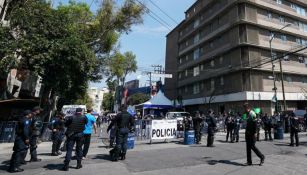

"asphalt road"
[0,129,307,175]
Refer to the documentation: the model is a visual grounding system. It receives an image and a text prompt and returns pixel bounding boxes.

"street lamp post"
[269,23,291,113]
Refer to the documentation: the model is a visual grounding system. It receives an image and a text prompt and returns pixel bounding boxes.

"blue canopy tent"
[135,91,173,117]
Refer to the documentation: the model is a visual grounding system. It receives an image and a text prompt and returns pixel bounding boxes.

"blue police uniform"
[51,117,65,155]
[8,116,31,172]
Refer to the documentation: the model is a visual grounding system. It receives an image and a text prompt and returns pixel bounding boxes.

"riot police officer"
[62,108,87,171]
[50,112,65,156]
[107,106,134,161]
[28,106,43,162]
[233,113,242,142]
[290,113,300,147]
[8,110,32,173]
[206,110,217,147]
[262,113,273,141]
[192,111,203,144]
[244,103,265,166]
[225,113,235,142]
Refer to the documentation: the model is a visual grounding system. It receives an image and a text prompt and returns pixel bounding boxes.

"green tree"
[102,93,114,111]
[128,93,150,106]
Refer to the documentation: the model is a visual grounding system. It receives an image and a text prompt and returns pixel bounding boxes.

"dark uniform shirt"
[108,111,134,132]
[65,114,87,135]
[245,111,257,136]
[16,117,31,141]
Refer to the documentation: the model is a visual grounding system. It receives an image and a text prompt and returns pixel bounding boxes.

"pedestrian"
[225,113,235,142]
[96,115,102,128]
[50,112,65,156]
[107,106,134,161]
[243,103,265,166]
[28,106,43,162]
[62,108,88,171]
[82,108,97,159]
[192,111,203,144]
[8,110,32,173]
[233,112,242,142]
[262,113,273,141]
[289,112,300,147]
[107,115,117,148]
[256,114,262,141]
[206,110,217,147]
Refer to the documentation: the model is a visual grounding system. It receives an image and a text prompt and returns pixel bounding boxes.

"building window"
[185,41,189,46]
[280,34,287,42]
[267,12,272,19]
[283,54,289,61]
[185,70,188,76]
[299,56,304,63]
[179,58,182,64]
[286,76,292,83]
[194,34,200,44]
[220,77,224,86]
[291,3,297,10]
[296,6,306,16]
[194,19,200,28]
[178,72,182,79]
[279,16,285,23]
[219,56,223,64]
[193,48,200,60]
[179,31,183,36]
[200,64,204,71]
[210,60,215,67]
[200,47,204,55]
[272,52,277,59]
[296,38,302,45]
[210,79,215,90]
[193,83,200,94]
[186,55,189,61]
[305,58,307,67]
[200,82,204,89]
[193,66,200,76]
[276,0,282,5]
[209,41,214,48]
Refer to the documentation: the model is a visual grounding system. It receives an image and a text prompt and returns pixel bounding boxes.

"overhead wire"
[147,0,178,25]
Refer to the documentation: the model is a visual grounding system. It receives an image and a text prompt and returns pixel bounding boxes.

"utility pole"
[152,64,163,81]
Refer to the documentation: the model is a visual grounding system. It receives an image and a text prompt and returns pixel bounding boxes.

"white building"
[88,87,109,114]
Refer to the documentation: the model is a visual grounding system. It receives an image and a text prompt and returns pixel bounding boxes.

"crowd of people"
[6,103,307,173]
[7,106,134,173]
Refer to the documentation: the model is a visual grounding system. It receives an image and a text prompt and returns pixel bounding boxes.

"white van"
[166,112,190,121]
[62,105,87,117]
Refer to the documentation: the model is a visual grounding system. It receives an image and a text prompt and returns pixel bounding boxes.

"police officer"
[107,106,134,161]
[50,112,65,156]
[256,114,262,141]
[289,113,300,147]
[8,110,32,173]
[244,103,265,166]
[262,113,273,141]
[233,113,242,142]
[62,108,87,171]
[107,115,117,148]
[28,106,43,162]
[225,113,235,142]
[192,111,203,144]
[206,110,217,147]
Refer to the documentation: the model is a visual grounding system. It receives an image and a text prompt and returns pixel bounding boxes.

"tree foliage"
[128,93,150,106]
[102,93,114,111]
[0,0,144,105]
[74,93,93,110]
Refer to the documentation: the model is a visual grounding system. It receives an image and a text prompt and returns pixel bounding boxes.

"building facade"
[165,0,307,114]
[88,87,109,114]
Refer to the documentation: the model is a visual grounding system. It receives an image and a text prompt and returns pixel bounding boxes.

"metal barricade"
[0,121,17,143]
[134,119,152,141]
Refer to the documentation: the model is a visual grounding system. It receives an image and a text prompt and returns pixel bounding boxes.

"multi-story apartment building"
[88,87,109,114]
[165,0,307,114]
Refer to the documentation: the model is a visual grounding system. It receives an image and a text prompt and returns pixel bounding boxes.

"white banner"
[150,120,177,140]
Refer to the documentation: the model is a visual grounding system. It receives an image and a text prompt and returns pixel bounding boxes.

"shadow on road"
[92,154,112,161]
[274,143,291,147]
[43,163,64,171]
[1,160,10,165]
[0,164,9,172]
[207,160,245,166]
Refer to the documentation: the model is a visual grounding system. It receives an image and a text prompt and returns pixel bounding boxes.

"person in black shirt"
[62,108,87,171]
[244,103,265,166]
[50,112,65,156]
[262,113,273,141]
[28,106,43,162]
[8,110,32,173]
[289,113,300,147]
[107,106,134,161]
[193,111,203,144]
[206,110,217,147]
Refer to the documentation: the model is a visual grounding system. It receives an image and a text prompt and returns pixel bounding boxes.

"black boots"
[62,163,69,171]
[76,161,82,169]
[8,167,24,173]
[120,152,126,160]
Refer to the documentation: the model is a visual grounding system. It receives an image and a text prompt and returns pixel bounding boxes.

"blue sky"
[52,0,196,88]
